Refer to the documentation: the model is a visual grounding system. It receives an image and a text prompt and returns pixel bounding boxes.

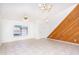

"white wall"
[38,4,77,38]
[1,19,39,43]
[0,3,77,43]
[0,3,76,22]
[0,19,2,45]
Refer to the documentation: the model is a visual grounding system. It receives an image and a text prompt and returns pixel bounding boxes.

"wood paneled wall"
[48,4,79,44]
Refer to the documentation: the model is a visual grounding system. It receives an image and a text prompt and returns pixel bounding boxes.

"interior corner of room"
[0,3,79,55]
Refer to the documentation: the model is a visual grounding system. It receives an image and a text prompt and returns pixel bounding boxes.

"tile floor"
[0,38,79,55]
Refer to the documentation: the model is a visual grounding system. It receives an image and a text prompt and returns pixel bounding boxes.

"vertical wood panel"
[48,4,79,44]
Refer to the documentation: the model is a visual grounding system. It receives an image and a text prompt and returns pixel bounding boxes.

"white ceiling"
[0,3,77,22]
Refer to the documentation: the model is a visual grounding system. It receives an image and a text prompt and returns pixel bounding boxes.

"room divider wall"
[48,4,79,44]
